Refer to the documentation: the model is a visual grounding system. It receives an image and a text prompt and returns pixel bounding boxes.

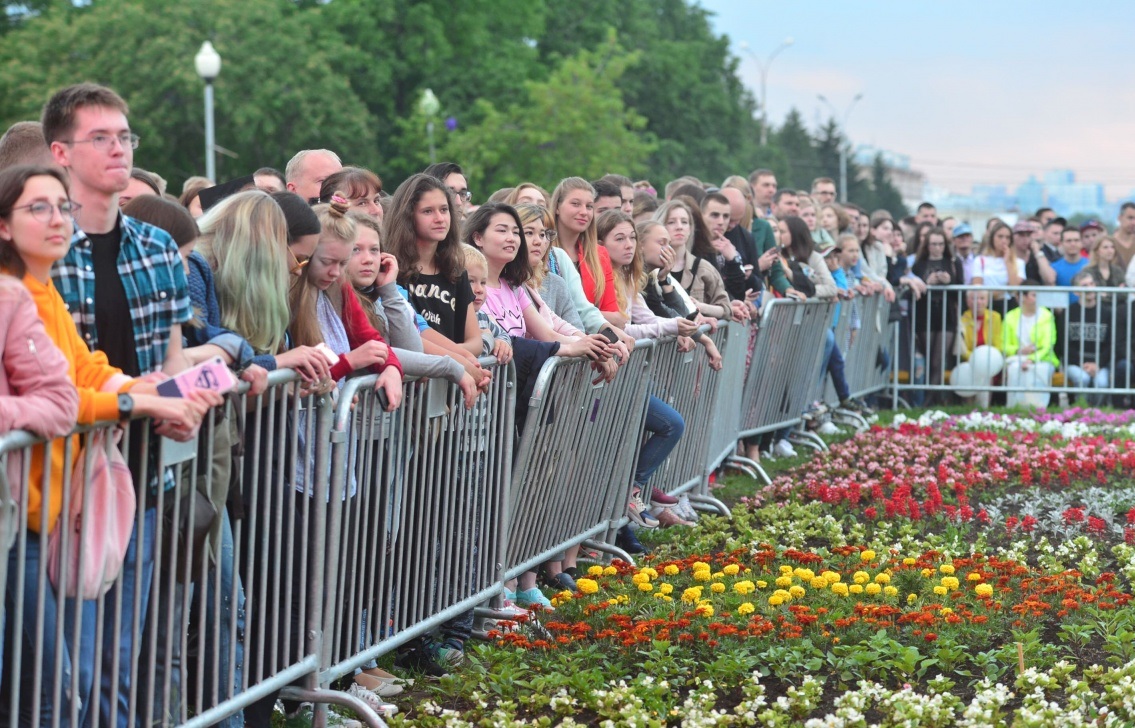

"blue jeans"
[1066,365,1109,406]
[82,507,157,728]
[194,509,245,726]
[635,396,685,487]
[821,329,850,402]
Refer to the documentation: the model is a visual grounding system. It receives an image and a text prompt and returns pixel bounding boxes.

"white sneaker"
[628,491,660,528]
[773,439,797,458]
[818,421,840,435]
[677,495,699,521]
[347,682,399,717]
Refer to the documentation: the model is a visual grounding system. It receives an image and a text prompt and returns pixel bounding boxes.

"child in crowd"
[462,245,514,365]
[1002,279,1059,408]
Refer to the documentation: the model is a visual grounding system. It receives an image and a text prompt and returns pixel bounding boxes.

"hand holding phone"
[157,356,237,398]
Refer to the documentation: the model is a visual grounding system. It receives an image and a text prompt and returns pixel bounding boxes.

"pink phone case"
[156,356,237,398]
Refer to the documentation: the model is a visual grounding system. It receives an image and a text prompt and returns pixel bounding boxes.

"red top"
[579,243,619,313]
[329,287,403,381]
[975,315,985,347]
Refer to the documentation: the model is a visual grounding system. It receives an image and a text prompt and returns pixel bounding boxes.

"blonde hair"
[597,209,643,311]
[460,243,487,272]
[516,203,554,288]
[506,182,551,207]
[197,190,290,353]
[551,176,606,302]
[289,199,364,348]
[1090,235,1118,268]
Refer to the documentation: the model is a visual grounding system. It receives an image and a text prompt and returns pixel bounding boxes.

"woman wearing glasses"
[0,164,218,726]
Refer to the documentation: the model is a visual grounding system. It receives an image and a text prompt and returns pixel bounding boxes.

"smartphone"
[600,328,619,344]
[684,309,700,321]
[157,356,237,398]
[376,387,390,411]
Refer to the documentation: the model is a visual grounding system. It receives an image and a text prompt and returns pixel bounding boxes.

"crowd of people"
[0,81,1133,724]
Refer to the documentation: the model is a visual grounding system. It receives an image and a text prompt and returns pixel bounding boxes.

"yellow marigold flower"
[939,564,955,575]
[907,593,918,604]
[723,564,740,576]
[711,582,726,593]
[640,567,658,579]
[933,586,948,596]
[849,585,864,595]
[734,580,756,595]
[902,557,917,566]
[617,594,630,604]
[860,550,876,562]
[773,589,791,600]
[921,568,934,578]
[664,595,673,602]
[744,568,752,573]
[697,602,715,617]
[587,565,604,577]
[682,587,704,603]
[939,607,953,616]
[822,571,841,584]
[865,583,882,596]
[737,602,756,616]
[768,594,785,606]
[693,569,712,582]
[967,572,983,582]
[692,561,710,572]
[756,580,768,589]
[603,566,617,576]
[577,578,599,594]
[883,586,898,597]
[712,572,725,579]
[631,573,649,585]
[637,582,654,592]
[779,565,793,575]
[557,590,573,601]
[658,583,674,595]
[810,577,828,590]
[654,592,668,599]
[607,598,619,607]
[794,568,815,581]
[664,565,680,576]
[775,575,794,588]
[831,583,849,596]
[874,573,891,585]
[853,571,870,585]
[789,585,806,599]
[941,576,960,590]
[975,584,994,598]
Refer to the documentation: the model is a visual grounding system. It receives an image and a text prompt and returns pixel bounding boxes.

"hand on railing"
[491,338,513,365]
[275,345,332,386]
[675,317,700,337]
[676,335,696,353]
[239,364,269,397]
[559,334,610,361]
[457,372,479,408]
[143,388,223,442]
[375,368,402,412]
[783,288,807,302]
[729,299,752,322]
[700,335,723,370]
[344,340,390,370]
[694,314,718,333]
[591,357,618,384]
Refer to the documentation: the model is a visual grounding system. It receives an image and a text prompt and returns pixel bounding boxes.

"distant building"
[1016,175,1045,214]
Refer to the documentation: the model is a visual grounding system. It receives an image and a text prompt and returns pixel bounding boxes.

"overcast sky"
[698,1,1135,200]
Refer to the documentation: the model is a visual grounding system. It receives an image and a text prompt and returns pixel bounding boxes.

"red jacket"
[580,244,619,313]
[328,287,403,381]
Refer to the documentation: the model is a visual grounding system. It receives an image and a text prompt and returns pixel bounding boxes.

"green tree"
[442,38,655,192]
[0,0,376,190]
[774,109,820,191]
[868,154,909,219]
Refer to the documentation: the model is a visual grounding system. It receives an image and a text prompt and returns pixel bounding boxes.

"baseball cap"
[1012,220,1033,234]
[952,223,973,238]
[817,240,838,257]
[1080,220,1104,233]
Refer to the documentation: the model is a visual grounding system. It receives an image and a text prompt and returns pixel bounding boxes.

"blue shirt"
[396,283,431,333]
[1052,257,1089,304]
[53,213,192,374]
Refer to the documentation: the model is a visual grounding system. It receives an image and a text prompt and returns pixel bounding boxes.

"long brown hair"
[597,209,643,311]
[551,176,606,301]
[385,173,463,285]
[0,164,71,279]
[348,211,388,336]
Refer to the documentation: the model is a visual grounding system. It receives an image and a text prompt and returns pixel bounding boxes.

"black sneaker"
[615,525,648,555]
[393,639,449,678]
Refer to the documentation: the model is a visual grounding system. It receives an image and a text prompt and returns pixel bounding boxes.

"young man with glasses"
[43,82,199,728]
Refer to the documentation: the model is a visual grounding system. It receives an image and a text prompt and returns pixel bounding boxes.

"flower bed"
[389,409,1135,726]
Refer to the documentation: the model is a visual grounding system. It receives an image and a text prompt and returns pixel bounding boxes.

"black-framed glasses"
[63,132,140,152]
[449,188,472,202]
[12,201,81,223]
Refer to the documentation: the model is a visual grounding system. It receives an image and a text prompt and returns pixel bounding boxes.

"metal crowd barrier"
[505,342,654,580]
[318,358,514,703]
[738,299,836,440]
[895,283,1135,409]
[648,324,731,516]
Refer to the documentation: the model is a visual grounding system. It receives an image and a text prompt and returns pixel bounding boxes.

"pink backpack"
[48,427,136,599]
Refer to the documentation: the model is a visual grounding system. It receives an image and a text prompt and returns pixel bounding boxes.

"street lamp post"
[418,88,440,164]
[817,93,864,203]
[194,41,221,181]
[739,37,794,146]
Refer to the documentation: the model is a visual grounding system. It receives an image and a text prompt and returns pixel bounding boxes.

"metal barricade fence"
[319,359,514,692]
[895,284,1135,408]
[647,324,732,516]
[738,299,837,439]
[705,321,748,478]
[506,342,654,580]
[821,293,889,406]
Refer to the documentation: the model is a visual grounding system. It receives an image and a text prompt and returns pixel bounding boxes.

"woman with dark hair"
[319,166,383,220]
[777,216,838,300]
[911,227,964,402]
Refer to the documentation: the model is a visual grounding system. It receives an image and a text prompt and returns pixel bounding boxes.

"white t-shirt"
[1018,312,1037,349]
[975,255,1025,287]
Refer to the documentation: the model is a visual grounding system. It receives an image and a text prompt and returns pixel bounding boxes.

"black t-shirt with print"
[406,270,475,343]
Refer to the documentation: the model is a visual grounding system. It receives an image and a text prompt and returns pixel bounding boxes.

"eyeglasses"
[449,188,472,202]
[12,201,81,223]
[63,132,140,151]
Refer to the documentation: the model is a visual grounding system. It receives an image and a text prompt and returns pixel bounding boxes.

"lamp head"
[195,41,221,81]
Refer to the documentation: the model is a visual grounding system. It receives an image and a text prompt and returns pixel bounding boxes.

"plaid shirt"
[53,213,192,374]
